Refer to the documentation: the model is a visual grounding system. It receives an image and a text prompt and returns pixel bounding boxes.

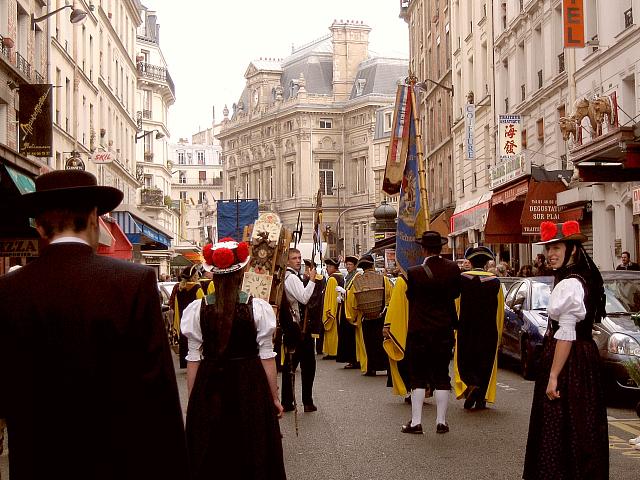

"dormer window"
[355,78,366,96]
[289,79,299,98]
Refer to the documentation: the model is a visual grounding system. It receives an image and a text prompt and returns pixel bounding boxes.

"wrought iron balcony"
[142,109,152,119]
[16,52,31,79]
[137,61,175,97]
[140,188,164,207]
[558,52,565,74]
[35,70,45,84]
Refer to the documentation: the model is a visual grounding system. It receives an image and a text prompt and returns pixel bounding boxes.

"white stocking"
[410,388,426,427]
[434,389,449,425]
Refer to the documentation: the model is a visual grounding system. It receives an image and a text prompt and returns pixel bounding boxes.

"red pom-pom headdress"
[536,220,587,245]
[202,239,251,274]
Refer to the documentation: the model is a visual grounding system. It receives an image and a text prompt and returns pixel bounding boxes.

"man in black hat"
[337,255,359,368]
[402,231,460,435]
[0,170,187,480]
[345,254,393,376]
[453,246,504,410]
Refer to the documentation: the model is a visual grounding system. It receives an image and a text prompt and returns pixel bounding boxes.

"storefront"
[448,192,491,259]
[484,166,573,272]
[113,210,173,277]
[97,215,133,260]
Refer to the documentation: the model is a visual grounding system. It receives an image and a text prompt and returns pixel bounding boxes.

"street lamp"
[135,129,165,143]
[31,5,88,27]
[415,79,454,95]
[332,183,345,257]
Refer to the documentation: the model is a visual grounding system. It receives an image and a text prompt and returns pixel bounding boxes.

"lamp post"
[135,129,165,143]
[332,183,345,258]
[31,5,88,28]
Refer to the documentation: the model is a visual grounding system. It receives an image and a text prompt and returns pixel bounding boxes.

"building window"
[319,160,334,196]
[177,151,185,164]
[179,171,186,184]
[267,167,274,200]
[242,173,249,198]
[179,191,187,201]
[256,172,262,200]
[198,191,206,204]
[536,118,544,141]
[197,151,205,164]
[384,112,392,132]
[625,8,633,29]
[199,171,206,184]
[320,118,332,129]
[288,163,295,198]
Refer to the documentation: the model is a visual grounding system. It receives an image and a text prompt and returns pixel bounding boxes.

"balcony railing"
[0,34,10,59]
[35,70,45,84]
[142,109,152,119]
[137,61,175,97]
[140,188,164,207]
[558,52,565,74]
[16,52,31,79]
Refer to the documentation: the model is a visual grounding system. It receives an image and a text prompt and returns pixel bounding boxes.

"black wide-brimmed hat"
[535,220,587,245]
[324,258,340,267]
[180,264,200,280]
[345,255,359,265]
[464,246,495,261]
[356,254,375,268]
[18,170,123,217]
[415,230,447,248]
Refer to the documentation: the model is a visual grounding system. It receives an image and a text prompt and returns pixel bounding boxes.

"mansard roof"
[348,57,408,99]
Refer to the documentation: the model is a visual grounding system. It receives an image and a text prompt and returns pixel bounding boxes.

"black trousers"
[179,333,188,369]
[281,334,316,407]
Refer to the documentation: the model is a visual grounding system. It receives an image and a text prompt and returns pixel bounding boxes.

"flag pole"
[408,75,430,231]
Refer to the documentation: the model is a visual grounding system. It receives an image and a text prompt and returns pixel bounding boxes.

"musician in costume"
[304,259,325,355]
[453,246,504,410]
[383,273,411,399]
[322,258,344,358]
[280,248,319,412]
[337,255,360,369]
[198,243,216,295]
[169,264,204,368]
[345,254,393,376]
[402,231,461,435]
[181,239,286,480]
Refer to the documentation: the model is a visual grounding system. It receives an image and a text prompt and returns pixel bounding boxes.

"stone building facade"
[218,21,407,259]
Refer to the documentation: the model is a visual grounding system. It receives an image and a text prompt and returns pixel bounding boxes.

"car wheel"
[520,340,536,380]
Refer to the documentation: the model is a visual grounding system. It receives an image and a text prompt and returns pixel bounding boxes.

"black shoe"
[474,400,487,410]
[282,403,295,412]
[344,363,358,369]
[463,385,478,410]
[303,404,317,412]
[401,421,423,434]
[436,423,449,434]
[364,371,377,377]
[322,355,337,360]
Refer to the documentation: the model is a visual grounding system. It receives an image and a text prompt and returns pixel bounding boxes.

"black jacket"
[406,256,461,335]
[0,243,188,480]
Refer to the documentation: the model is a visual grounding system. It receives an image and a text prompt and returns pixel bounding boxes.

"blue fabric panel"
[216,199,259,241]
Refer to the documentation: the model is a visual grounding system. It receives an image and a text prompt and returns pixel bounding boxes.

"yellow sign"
[0,239,39,257]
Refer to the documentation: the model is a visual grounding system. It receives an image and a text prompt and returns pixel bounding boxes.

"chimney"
[330,20,371,101]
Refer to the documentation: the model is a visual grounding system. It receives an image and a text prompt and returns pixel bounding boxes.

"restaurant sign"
[520,181,567,235]
[489,153,530,190]
[0,239,39,257]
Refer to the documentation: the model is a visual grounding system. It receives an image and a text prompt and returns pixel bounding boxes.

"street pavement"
[1,354,639,479]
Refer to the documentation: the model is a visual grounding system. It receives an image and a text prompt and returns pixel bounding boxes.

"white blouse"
[180,296,277,362]
[547,277,587,341]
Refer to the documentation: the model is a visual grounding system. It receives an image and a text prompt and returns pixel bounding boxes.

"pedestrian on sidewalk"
[402,231,461,435]
[523,220,608,479]
[0,170,187,480]
[169,264,204,368]
[453,246,504,410]
[181,238,286,480]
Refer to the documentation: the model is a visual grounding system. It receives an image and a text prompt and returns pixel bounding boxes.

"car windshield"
[531,281,552,310]
[604,277,640,314]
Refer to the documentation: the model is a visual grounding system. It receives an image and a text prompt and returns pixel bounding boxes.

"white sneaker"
[629,436,640,445]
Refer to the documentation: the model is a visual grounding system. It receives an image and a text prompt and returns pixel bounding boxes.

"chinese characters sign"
[498,115,522,160]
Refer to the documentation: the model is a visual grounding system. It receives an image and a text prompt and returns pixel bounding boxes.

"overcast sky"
[141,1,409,140]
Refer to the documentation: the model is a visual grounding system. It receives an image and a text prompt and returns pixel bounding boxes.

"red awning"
[491,178,529,206]
[484,200,530,244]
[182,251,202,262]
[559,206,584,222]
[520,180,567,235]
[97,218,133,260]
[98,217,115,247]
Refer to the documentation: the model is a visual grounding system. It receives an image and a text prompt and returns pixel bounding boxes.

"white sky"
[141,1,409,140]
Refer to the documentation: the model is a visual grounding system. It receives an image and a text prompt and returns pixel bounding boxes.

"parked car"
[158,281,178,350]
[593,271,640,393]
[500,276,554,379]
[498,276,524,297]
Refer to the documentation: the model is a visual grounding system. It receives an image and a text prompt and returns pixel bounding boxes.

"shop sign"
[563,0,585,48]
[0,239,39,257]
[489,153,530,190]
[374,232,385,241]
[384,249,396,270]
[91,151,114,164]
[498,115,522,159]
[633,187,640,215]
[65,154,85,171]
[464,104,475,161]
[520,181,567,235]
[450,201,490,234]
[19,84,53,157]
[144,256,165,265]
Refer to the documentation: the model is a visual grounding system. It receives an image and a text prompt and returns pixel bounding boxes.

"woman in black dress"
[169,264,204,368]
[181,239,286,480]
[523,221,608,479]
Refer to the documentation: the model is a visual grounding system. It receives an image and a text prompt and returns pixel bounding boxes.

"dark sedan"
[500,276,554,379]
[593,271,640,393]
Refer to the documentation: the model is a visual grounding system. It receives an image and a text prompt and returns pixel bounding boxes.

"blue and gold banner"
[395,87,423,274]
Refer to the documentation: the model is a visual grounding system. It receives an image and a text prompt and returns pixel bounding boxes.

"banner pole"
[408,76,430,231]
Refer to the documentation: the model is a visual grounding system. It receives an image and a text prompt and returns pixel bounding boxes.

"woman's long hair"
[211,268,245,323]
[553,240,606,322]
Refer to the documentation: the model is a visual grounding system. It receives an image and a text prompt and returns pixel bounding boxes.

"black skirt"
[523,335,609,479]
[186,356,286,480]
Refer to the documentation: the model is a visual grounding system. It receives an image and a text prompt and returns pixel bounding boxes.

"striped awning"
[113,211,171,248]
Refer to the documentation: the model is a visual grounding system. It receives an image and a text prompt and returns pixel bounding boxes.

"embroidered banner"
[382,85,412,195]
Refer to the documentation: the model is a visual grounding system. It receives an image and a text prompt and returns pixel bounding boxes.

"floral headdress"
[201,238,250,274]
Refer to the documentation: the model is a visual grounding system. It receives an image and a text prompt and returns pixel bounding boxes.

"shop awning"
[520,180,567,235]
[5,165,35,194]
[170,254,193,267]
[371,235,396,254]
[113,211,171,249]
[98,217,115,247]
[484,200,528,244]
[182,251,203,262]
[97,217,133,260]
[449,192,492,236]
[491,178,529,205]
